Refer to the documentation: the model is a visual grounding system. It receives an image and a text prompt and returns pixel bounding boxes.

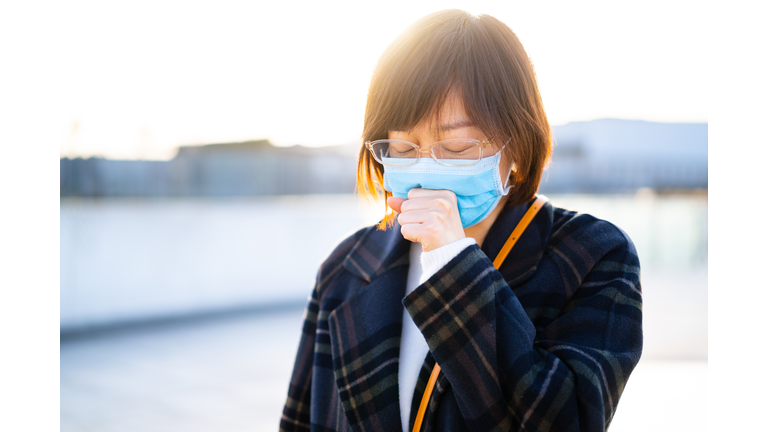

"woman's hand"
[387,188,465,252]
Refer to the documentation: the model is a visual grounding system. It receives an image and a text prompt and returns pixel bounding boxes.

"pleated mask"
[382,151,512,228]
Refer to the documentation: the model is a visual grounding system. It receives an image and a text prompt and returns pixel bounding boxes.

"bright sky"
[1,0,707,160]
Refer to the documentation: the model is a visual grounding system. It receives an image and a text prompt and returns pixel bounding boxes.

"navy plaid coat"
[280,197,643,432]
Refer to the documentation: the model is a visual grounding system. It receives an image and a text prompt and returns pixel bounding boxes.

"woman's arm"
[403,219,642,432]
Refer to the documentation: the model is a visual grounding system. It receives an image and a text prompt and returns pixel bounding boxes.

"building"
[60,119,708,197]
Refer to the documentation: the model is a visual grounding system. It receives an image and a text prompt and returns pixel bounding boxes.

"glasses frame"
[365,138,497,167]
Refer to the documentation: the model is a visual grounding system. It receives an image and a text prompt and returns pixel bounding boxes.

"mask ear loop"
[499,138,514,194]
[502,161,514,194]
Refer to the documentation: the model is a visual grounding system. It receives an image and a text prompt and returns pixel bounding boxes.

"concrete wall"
[60,193,707,333]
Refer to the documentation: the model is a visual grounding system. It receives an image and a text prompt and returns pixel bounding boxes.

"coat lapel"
[342,221,411,283]
[330,223,411,432]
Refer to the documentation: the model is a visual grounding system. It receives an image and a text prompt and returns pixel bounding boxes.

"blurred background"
[49,1,707,431]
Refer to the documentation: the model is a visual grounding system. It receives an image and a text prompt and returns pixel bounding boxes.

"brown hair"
[357,9,552,229]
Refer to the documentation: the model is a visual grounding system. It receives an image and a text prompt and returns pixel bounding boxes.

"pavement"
[61,308,304,432]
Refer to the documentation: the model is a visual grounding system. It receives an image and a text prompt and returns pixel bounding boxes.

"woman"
[280,9,642,432]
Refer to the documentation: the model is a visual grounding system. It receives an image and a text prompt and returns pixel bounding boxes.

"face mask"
[382,151,513,228]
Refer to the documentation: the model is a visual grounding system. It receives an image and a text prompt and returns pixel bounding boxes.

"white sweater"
[399,237,476,432]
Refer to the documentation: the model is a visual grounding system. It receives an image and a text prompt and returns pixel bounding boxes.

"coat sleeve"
[279,283,319,432]
[403,221,643,432]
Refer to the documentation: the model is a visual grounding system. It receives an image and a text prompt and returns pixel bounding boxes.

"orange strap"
[411,195,549,432]
[492,195,549,269]
[411,362,442,432]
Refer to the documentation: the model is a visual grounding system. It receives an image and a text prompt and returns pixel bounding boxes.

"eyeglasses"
[365,138,499,167]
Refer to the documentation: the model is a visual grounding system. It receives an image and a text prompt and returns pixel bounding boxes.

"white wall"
[60,195,382,331]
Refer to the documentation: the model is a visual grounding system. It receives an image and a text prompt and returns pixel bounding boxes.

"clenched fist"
[387,188,466,252]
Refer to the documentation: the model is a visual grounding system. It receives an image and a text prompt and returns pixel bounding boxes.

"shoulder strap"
[411,195,549,432]
[492,195,549,269]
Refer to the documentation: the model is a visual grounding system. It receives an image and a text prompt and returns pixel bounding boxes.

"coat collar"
[342,220,411,284]
[330,196,553,431]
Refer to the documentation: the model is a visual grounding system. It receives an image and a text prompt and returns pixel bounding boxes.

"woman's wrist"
[418,237,477,284]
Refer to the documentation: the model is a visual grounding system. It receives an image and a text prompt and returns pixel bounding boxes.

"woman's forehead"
[390,94,483,135]
[390,118,477,133]
[388,123,487,142]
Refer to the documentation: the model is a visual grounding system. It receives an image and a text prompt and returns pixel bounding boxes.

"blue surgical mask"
[382,151,513,228]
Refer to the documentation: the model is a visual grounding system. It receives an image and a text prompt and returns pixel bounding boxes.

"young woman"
[280,10,642,432]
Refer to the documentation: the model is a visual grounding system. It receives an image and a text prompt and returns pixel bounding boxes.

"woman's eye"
[390,145,416,156]
[443,144,473,154]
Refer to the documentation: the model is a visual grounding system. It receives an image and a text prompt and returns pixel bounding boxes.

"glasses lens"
[432,140,482,165]
[371,141,418,165]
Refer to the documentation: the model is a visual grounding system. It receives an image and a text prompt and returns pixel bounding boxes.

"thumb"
[387,196,406,213]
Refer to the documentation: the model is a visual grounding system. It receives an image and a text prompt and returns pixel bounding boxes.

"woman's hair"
[357,9,552,229]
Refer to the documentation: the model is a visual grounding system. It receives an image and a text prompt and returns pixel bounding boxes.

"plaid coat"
[280,197,642,432]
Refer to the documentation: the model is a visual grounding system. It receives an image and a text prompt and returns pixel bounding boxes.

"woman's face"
[387,94,513,186]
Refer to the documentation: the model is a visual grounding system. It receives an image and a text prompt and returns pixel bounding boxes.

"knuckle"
[440,190,456,203]
[436,198,450,212]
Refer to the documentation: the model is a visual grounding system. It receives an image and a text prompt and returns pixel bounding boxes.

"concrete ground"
[61,300,707,432]
[61,308,304,432]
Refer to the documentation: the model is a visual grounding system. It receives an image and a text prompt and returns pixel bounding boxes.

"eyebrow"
[390,119,477,133]
[434,119,477,131]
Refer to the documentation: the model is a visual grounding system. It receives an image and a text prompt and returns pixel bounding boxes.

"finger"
[407,188,457,203]
[400,221,441,250]
[400,222,427,243]
[403,196,457,216]
[387,196,406,213]
[400,196,435,212]
[397,209,431,225]
[407,188,434,199]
